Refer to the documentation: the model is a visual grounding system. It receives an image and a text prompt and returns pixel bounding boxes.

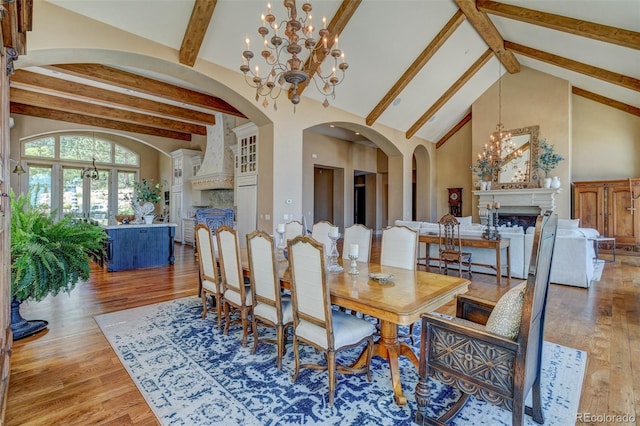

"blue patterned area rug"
[95,297,586,426]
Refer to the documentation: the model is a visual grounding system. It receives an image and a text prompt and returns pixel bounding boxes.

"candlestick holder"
[348,254,359,275]
[277,228,286,250]
[327,233,343,272]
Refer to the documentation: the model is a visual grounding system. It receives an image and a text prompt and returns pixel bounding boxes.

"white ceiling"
[45,0,640,143]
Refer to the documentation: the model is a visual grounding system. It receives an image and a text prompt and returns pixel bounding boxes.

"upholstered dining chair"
[287,235,376,406]
[217,225,252,347]
[194,223,223,329]
[380,225,419,343]
[311,220,339,254]
[246,230,293,370]
[437,213,472,278]
[284,220,305,242]
[380,225,418,270]
[415,213,558,426]
[342,224,373,263]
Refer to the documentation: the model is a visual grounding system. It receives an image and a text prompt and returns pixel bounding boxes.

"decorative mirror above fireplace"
[493,125,540,189]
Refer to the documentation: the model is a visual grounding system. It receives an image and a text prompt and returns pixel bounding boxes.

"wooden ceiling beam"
[505,41,640,92]
[290,0,361,98]
[477,0,640,50]
[10,103,192,141]
[572,86,640,117]
[453,0,520,73]
[366,10,466,126]
[436,112,472,149]
[407,49,492,140]
[11,70,217,125]
[179,0,217,67]
[10,87,208,135]
[47,63,245,117]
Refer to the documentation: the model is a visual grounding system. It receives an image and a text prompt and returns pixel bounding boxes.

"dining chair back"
[437,213,472,278]
[217,225,252,347]
[285,220,305,242]
[311,220,339,254]
[380,225,418,270]
[288,235,376,406]
[194,223,223,329]
[246,230,293,370]
[342,224,373,263]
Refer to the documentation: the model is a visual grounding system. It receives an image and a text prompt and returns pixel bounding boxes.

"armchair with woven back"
[415,212,558,425]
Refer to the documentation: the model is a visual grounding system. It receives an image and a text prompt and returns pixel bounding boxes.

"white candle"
[494,201,501,209]
[350,243,359,258]
[277,223,285,233]
[329,228,339,238]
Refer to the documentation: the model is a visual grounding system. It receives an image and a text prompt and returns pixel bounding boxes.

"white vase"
[543,177,552,188]
[143,215,155,225]
[551,176,561,189]
[481,181,488,191]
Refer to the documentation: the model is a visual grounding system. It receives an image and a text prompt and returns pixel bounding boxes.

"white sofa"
[524,219,600,288]
[395,217,600,287]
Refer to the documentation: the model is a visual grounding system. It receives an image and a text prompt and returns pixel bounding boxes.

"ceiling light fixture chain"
[81,133,100,181]
[240,1,348,111]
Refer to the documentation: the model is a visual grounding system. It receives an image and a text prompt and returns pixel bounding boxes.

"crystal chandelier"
[240,1,348,110]
[488,50,521,170]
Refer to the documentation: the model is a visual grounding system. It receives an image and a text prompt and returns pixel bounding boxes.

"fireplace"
[473,188,561,227]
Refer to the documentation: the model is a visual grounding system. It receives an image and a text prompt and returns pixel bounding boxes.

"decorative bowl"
[369,273,394,283]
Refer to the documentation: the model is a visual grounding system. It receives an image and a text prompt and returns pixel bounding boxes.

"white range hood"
[191,112,234,190]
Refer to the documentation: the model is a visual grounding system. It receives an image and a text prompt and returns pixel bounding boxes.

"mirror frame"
[492,125,540,189]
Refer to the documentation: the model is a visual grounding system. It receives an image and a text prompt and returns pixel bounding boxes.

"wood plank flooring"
[5,240,639,425]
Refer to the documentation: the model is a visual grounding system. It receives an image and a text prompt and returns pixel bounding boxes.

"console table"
[419,234,511,285]
[104,223,176,271]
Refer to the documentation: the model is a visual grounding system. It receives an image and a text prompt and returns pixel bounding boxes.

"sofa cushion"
[458,216,473,227]
[485,281,527,340]
[557,218,580,229]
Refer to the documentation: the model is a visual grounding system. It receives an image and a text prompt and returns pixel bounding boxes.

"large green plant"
[10,191,107,302]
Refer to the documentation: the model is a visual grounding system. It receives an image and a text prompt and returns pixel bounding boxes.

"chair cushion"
[295,311,375,350]
[254,296,293,324]
[224,285,252,306]
[202,278,220,294]
[485,281,527,340]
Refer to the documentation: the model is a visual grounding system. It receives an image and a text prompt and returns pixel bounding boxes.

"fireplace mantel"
[473,188,561,225]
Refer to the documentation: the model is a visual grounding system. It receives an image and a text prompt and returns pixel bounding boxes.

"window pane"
[117,171,136,215]
[89,170,110,226]
[28,166,52,214]
[60,135,112,163]
[24,137,55,158]
[62,168,84,218]
[115,144,140,166]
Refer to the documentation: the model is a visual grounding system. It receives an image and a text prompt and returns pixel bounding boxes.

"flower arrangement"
[132,178,164,204]
[534,139,564,178]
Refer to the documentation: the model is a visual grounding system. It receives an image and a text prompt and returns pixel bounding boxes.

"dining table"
[239,250,470,406]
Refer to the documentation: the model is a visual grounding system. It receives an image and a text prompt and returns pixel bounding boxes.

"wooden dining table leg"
[351,319,419,405]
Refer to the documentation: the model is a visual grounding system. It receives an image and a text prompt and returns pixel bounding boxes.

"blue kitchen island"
[104,223,177,272]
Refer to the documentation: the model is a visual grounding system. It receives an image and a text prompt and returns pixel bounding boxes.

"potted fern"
[10,191,107,339]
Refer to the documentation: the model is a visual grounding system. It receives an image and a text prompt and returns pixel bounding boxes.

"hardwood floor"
[5,240,639,425]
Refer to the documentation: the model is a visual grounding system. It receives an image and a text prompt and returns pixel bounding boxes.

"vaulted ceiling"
[5,0,640,145]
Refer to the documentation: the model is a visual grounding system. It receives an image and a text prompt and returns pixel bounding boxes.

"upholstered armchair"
[415,213,558,425]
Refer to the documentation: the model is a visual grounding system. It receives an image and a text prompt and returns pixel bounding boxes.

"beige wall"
[302,131,383,231]
[572,95,640,181]
[435,120,473,220]
[473,66,571,218]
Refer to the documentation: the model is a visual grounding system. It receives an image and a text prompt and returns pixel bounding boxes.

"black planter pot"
[11,298,48,340]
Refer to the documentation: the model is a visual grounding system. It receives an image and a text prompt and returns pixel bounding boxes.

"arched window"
[21,133,140,224]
